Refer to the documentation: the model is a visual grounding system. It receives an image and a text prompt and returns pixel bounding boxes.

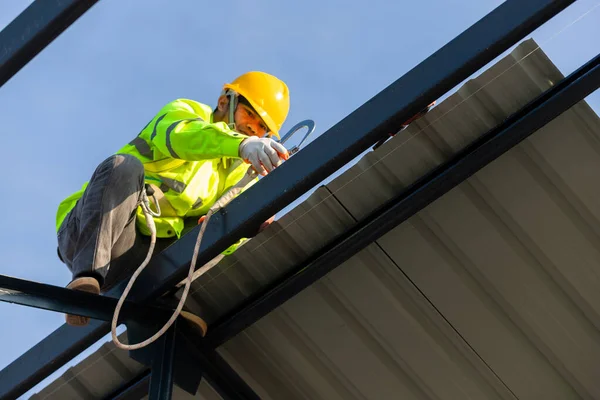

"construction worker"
[56,71,290,332]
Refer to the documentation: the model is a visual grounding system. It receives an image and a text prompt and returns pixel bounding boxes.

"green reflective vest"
[55,98,258,255]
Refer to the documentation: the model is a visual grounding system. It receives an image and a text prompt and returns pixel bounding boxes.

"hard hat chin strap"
[224,89,238,131]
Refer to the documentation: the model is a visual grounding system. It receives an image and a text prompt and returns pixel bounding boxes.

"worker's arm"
[149,98,247,160]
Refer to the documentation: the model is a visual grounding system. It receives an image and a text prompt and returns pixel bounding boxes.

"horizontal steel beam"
[206,51,600,348]
[0,0,100,88]
[0,0,575,398]
[0,274,174,324]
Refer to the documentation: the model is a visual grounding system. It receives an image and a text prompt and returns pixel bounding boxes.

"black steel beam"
[0,0,100,88]
[0,0,575,398]
[206,51,600,347]
[0,274,174,324]
[148,324,177,400]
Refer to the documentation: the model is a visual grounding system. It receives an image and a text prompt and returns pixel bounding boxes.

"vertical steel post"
[148,322,177,400]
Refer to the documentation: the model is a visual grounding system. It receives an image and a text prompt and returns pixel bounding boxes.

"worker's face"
[234,103,268,138]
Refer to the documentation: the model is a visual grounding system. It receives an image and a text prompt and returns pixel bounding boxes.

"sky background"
[0,0,599,398]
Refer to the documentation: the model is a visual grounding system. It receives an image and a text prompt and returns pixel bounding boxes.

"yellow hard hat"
[223,71,290,138]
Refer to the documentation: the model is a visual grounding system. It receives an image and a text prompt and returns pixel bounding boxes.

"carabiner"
[278,119,316,156]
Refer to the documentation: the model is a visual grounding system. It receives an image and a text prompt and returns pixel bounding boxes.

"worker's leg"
[57,154,147,292]
[57,154,208,333]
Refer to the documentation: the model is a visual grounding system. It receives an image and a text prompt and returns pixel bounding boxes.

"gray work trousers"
[57,154,171,292]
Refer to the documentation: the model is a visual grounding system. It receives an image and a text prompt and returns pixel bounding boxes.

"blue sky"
[0,0,598,397]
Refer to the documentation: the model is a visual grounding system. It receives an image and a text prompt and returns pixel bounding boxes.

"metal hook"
[278,119,316,155]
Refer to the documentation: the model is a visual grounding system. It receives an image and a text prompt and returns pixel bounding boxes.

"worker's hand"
[246,215,275,237]
[258,215,275,233]
[238,137,289,176]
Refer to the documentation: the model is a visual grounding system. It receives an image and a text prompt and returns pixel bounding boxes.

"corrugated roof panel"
[376,197,590,399]
[217,245,518,400]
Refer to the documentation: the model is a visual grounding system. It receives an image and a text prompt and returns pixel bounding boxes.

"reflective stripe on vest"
[159,183,170,193]
[150,114,168,140]
[159,176,187,193]
[192,198,203,209]
[128,137,153,159]
[165,118,203,159]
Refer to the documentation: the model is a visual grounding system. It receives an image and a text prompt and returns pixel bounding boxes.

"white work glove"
[238,137,289,176]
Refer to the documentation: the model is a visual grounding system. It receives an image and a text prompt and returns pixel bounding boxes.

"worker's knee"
[91,154,145,196]
[104,154,144,181]
[87,154,145,212]
[111,153,143,172]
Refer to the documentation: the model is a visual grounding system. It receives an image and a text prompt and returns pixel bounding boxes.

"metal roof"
[30,38,600,399]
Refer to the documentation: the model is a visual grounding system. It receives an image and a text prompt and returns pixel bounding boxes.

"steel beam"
[0,1,576,398]
[0,0,100,88]
[0,274,174,324]
[148,323,177,400]
[206,51,600,347]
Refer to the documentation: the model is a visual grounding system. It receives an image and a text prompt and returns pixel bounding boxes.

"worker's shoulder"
[159,98,214,119]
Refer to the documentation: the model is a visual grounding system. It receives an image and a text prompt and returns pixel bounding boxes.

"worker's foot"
[65,276,101,327]
[180,310,208,337]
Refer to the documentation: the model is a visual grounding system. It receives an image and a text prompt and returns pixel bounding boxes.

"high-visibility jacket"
[55,98,258,254]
